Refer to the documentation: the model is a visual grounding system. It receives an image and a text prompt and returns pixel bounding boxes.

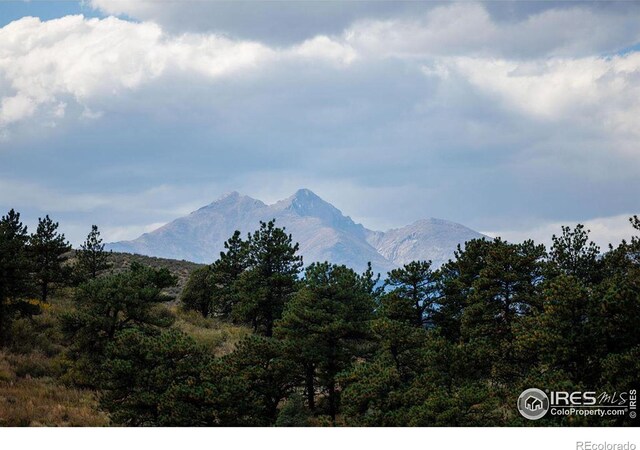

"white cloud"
[3,7,640,138]
[343,3,496,59]
[428,54,640,163]
[0,94,36,124]
[102,222,167,242]
[0,15,365,133]
[290,36,357,65]
[2,4,640,248]
[342,3,640,59]
[90,1,640,58]
[449,55,640,121]
[0,15,273,127]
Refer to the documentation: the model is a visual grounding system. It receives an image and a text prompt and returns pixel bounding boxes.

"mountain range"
[106,189,486,274]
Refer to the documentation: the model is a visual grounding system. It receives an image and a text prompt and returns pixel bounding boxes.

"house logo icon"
[525,396,543,411]
[518,388,549,420]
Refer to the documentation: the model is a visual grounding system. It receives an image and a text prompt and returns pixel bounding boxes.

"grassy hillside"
[65,250,204,298]
[106,251,204,298]
[0,285,249,426]
[0,358,109,427]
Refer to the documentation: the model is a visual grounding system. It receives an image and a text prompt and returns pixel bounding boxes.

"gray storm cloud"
[1,2,639,247]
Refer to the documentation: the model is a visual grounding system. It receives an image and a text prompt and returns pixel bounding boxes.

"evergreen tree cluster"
[139,219,640,426]
[0,211,73,346]
[0,212,115,348]
[181,220,303,336]
[1,210,639,426]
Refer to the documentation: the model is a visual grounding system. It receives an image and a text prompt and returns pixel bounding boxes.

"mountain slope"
[366,218,486,268]
[107,189,486,273]
[108,191,268,263]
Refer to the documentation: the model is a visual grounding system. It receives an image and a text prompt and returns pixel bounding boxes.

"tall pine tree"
[234,220,302,336]
[181,265,215,317]
[275,262,374,421]
[384,260,437,327]
[210,230,250,318]
[0,209,35,347]
[29,215,71,303]
[76,224,110,280]
[549,224,601,283]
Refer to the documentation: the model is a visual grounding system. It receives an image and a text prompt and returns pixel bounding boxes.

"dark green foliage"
[593,247,640,355]
[404,379,503,426]
[234,220,303,336]
[384,260,437,327]
[108,334,302,427]
[180,220,302,334]
[210,230,250,317]
[75,225,110,281]
[62,262,176,385]
[340,327,437,426]
[459,238,546,382]
[3,210,640,426]
[276,262,375,421]
[181,266,215,317]
[101,328,213,426]
[432,238,493,342]
[340,330,502,426]
[276,393,311,427]
[181,231,250,319]
[514,275,597,385]
[221,336,300,424]
[29,215,71,303]
[339,357,403,425]
[360,261,383,300]
[0,209,36,347]
[461,239,546,340]
[369,316,428,381]
[550,224,601,283]
[599,345,640,395]
[106,251,202,299]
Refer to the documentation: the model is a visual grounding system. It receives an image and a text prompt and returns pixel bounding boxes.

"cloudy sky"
[1,0,639,248]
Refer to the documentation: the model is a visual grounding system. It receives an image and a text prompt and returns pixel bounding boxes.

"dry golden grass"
[0,351,108,427]
[0,377,109,427]
[171,308,252,356]
[0,287,252,427]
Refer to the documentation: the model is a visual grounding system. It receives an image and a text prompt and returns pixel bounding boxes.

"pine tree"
[276,393,311,427]
[275,262,374,421]
[0,209,35,347]
[28,215,71,303]
[595,248,640,356]
[210,230,249,318]
[459,238,546,382]
[384,260,437,327]
[76,224,110,280]
[432,238,493,342]
[514,274,597,385]
[223,336,300,424]
[62,262,176,385]
[101,328,212,426]
[234,220,302,336]
[65,261,176,351]
[549,224,601,283]
[181,266,215,317]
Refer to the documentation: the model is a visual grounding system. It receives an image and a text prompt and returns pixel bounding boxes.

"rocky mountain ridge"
[106,189,486,273]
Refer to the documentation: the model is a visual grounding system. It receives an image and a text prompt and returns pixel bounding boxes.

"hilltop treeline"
[0,210,638,426]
